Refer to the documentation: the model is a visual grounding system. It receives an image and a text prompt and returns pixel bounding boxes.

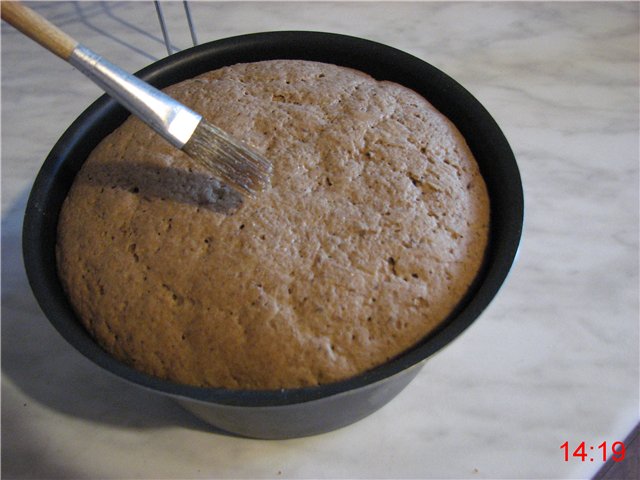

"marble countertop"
[2,1,638,478]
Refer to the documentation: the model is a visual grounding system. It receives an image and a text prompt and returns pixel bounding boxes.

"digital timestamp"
[560,441,626,463]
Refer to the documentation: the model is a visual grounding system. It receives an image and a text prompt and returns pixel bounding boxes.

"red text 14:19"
[560,441,625,462]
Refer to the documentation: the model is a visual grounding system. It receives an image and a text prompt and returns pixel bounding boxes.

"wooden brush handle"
[1,1,78,60]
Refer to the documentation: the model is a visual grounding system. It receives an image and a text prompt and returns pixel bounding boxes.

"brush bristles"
[182,120,272,196]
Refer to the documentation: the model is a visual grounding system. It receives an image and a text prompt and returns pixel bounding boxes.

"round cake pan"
[22,31,524,439]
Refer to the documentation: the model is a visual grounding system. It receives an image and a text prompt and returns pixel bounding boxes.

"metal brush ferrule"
[69,45,201,148]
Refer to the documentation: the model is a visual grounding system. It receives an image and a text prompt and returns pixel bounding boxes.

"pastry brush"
[1,1,271,196]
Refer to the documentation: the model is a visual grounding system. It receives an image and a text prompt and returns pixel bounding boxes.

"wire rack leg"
[154,1,173,55]
[183,1,198,46]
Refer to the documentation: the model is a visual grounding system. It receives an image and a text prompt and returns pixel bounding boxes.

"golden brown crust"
[56,60,490,389]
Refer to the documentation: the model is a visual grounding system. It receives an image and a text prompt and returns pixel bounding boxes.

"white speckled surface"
[2,1,638,478]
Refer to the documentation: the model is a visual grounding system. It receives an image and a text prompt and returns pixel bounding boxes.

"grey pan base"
[178,364,424,439]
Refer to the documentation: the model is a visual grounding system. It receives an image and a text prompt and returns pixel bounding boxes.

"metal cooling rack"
[154,1,198,55]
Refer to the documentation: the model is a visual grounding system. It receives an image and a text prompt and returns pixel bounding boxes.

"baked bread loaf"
[56,60,490,389]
